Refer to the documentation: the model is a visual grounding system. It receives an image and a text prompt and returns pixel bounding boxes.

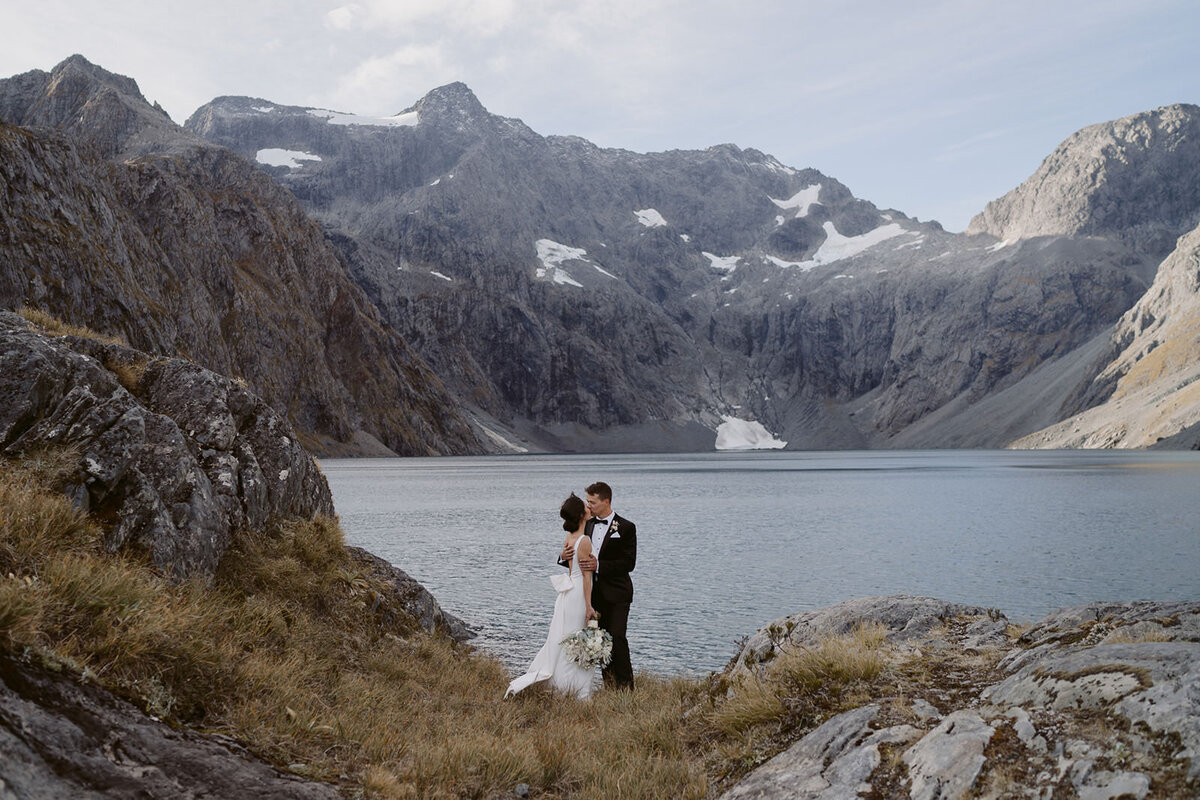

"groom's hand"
[578,554,597,572]
[560,542,575,563]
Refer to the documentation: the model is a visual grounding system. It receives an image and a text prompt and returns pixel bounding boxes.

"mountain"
[0,56,483,456]
[975,105,1200,450]
[1011,217,1200,449]
[968,104,1200,260]
[188,85,1157,450]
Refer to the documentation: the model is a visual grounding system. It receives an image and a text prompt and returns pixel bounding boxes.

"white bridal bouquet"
[561,620,613,670]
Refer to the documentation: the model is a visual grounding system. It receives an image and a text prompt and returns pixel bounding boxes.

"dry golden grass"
[703,622,890,742]
[108,359,150,394]
[1101,626,1175,644]
[0,456,714,798]
[16,306,127,346]
[0,452,911,798]
[711,676,786,735]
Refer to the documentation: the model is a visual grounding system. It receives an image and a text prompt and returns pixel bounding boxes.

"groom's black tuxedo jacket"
[563,515,637,604]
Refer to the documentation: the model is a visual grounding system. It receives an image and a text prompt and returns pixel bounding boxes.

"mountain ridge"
[4,55,1196,452]
[188,80,1163,451]
[0,55,485,456]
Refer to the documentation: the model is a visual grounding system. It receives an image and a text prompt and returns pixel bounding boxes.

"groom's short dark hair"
[585,481,612,501]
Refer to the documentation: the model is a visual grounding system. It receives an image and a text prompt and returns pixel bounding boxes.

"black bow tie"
[591,518,609,526]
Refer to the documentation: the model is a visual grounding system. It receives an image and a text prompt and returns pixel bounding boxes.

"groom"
[561,481,637,690]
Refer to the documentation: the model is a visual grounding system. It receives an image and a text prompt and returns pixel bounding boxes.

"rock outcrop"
[967,104,1200,260]
[347,545,474,641]
[0,311,332,577]
[721,596,1200,799]
[0,56,484,457]
[0,310,474,643]
[0,652,340,799]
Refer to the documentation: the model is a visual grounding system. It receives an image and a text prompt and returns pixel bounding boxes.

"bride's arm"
[578,536,598,620]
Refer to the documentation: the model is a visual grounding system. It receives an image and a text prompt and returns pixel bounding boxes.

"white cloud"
[325,5,360,31]
[331,45,455,114]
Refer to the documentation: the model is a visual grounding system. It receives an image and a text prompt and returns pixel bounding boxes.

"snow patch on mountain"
[703,252,741,273]
[307,108,420,127]
[256,148,322,169]
[535,239,589,287]
[771,184,822,218]
[635,209,668,228]
[715,416,787,450]
[768,222,908,271]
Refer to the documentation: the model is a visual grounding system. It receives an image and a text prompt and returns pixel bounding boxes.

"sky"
[3,0,1198,231]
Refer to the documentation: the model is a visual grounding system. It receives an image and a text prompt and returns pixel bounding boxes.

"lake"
[321,450,1200,676]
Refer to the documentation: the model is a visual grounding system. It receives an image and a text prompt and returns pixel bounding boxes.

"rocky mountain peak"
[404,81,489,129]
[0,53,189,158]
[49,53,147,104]
[967,103,1200,258]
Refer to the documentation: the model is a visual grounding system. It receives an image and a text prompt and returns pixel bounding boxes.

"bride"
[505,493,598,700]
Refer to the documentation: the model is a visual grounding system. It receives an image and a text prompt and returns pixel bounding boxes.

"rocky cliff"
[188,84,1159,451]
[1011,217,1200,449]
[0,56,484,457]
[968,104,1200,260]
[720,596,1200,799]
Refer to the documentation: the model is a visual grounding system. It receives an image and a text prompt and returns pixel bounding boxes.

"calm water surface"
[321,450,1200,676]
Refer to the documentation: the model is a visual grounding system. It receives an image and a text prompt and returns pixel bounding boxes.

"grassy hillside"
[0,448,911,798]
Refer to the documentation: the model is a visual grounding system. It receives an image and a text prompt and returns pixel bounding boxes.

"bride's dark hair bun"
[560,493,586,531]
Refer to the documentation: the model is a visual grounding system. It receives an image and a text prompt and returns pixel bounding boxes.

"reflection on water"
[322,450,1200,676]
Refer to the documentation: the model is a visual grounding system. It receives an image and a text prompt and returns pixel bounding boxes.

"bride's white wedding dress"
[505,538,594,700]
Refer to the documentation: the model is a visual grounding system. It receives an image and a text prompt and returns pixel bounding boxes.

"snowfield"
[635,208,668,228]
[767,222,907,271]
[770,184,822,218]
[703,252,741,273]
[255,148,323,169]
[307,108,420,127]
[715,416,787,450]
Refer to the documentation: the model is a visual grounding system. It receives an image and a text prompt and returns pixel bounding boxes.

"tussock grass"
[108,358,150,394]
[0,456,713,798]
[0,452,909,798]
[706,622,890,737]
[1101,626,1175,644]
[16,305,127,346]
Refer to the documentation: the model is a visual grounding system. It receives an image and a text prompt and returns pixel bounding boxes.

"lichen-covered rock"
[719,705,920,800]
[723,597,1200,798]
[0,311,332,578]
[729,595,995,673]
[903,711,994,800]
[346,545,474,642]
[0,653,340,799]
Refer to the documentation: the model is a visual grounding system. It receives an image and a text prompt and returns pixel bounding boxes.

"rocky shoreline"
[720,596,1199,799]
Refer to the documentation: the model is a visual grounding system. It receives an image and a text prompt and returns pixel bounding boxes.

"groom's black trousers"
[595,596,633,690]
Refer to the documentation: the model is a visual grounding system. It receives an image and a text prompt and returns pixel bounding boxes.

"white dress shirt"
[590,513,613,574]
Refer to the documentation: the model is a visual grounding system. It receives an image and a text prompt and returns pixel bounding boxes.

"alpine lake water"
[321,450,1200,677]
